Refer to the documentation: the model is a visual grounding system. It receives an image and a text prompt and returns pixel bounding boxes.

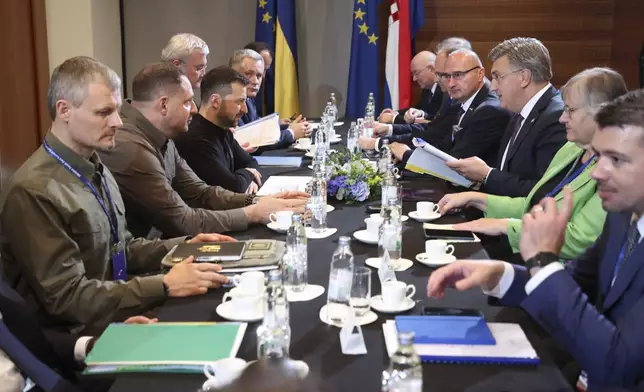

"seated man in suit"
[386,49,511,167]
[378,51,441,124]
[0,57,235,333]
[229,49,310,152]
[427,88,644,391]
[447,37,567,197]
[160,33,208,90]
[99,62,307,239]
[175,67,261,194]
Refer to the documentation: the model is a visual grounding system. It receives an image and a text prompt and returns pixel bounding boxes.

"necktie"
[613,220,641,283]
[0,317,75,392]
[499,114,524,170]
[452,107,466,143]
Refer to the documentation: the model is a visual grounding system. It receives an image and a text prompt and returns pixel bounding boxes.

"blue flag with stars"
[346,0,382,118]
[255,0,276,115]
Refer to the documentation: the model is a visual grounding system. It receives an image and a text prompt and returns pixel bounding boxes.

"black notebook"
[169,242,247,263]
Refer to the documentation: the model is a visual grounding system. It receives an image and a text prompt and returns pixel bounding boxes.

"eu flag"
[346,0,382,118]
[254,0,300,117]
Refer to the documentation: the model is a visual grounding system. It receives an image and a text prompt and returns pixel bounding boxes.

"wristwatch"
[525,252,559,272]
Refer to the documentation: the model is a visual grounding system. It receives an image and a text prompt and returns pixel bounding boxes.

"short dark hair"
[244,41,273,58]
[200,66,249,103]
[595,88,644,135]
[132,62,187,102]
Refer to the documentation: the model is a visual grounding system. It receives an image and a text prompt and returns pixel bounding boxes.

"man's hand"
[245,168,263,186]
[452,218,509,236]
[404,108,425,124]
[124,316,158,324]
[188,233,237,243]
[270,190,310,200]
[163,257,229,297]
[280,118,293,126]
[358,137,377,151]
[446,157,491,182]
[246,197,307,223]
[373,122,391,136]
[427,260,507,298]
[378,108,396,124]
[438,192,480,214]
[520,187,573,261]
[390,142,410,162]
[246,182,259,194]
[240,142,258,154]
[289,115,311,140]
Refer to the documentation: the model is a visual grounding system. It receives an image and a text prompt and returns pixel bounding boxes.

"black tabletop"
[108,123,573,392]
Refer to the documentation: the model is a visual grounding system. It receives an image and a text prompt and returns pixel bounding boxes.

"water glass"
[349,266,372,317]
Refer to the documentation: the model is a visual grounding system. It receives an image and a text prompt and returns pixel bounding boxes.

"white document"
[233,113,280,148]
[406,139,473,188]
[382,321,538,362]
[340,306,367,355]
[256,175,312,196]
[378,251,397,284]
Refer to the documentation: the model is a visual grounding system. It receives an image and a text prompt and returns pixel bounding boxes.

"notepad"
[395,315,496,345]
[256,175,312,195]
[255,156,303,167]
[383,321,539,365]
[84,322,246,373]
[233,113,280,147]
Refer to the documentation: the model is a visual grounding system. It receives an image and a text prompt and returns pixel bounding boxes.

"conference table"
[108,122,573,392]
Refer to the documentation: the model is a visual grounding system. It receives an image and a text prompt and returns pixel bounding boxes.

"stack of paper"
[233,113,280,148]
[257,175,312,196]
[84,322,247,374]
[405,139,473,188]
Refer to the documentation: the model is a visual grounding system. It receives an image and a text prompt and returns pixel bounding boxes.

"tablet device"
[423,228,476,241]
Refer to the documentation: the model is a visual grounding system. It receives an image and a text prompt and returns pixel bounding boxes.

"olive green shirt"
[0,132,186,331]
[98,101,249,239]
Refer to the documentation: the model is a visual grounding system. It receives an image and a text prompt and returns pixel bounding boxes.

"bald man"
[378,51,442,124]
[389,48,512,167]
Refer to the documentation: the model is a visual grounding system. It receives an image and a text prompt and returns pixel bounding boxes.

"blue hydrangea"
[327,175,346,197]
[349,180,370,202]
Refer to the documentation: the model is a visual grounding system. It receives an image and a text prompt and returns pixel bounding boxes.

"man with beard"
[175,67,261,194]
[99,63,307,238]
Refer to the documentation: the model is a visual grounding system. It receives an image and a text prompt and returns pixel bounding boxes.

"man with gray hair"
[447,37,566,197]
[161,33,209,89]
[230,49,310,152]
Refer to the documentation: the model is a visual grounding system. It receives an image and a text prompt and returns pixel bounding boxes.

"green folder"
[84,322,247,374]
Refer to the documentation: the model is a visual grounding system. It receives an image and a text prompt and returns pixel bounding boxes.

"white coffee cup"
[416,201,439,217]
[296,137,312,149]
[269,210,294,228]
[381,281,416,308]
[222,287,263,318]
[364,216,383,238]
[202,358,247,390]
[425,240,455,258]
[231,271,265,294]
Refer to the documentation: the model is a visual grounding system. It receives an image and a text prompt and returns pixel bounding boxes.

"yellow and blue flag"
[254,0,300,117]
[346,0,382,118]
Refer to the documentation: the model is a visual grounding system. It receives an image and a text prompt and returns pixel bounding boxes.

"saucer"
[415,252,456,267]
[216,302,263,322]
[293,144,310,151]
[202,358,248,390]
[326,204,335,213]
[365,257,413,271]
[244,359,309,379]
[353,230,378,245]
[318,305,378,327]
[408,211,441,222]
[330,137,342,144]
[267,222,289,233]
[369,295,415,314]
[369,213,408,222]
[304,151,314,158]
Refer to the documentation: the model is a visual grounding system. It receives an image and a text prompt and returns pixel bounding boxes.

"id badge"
[111,242,128,281]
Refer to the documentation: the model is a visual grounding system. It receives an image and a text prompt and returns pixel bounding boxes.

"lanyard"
[545,154,596,198]
[43,141,127,280]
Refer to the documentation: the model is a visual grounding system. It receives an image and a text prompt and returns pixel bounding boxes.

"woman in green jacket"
[438,67,628,260]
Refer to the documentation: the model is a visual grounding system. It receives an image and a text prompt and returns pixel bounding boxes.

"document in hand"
[256,175,312,196]
[404,139,473,188]
[233,113,280,148]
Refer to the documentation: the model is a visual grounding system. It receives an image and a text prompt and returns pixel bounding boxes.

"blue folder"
[395,315,496,346]
[254,156,303,167]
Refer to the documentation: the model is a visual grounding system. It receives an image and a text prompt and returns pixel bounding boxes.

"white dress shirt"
[457,87,481,126]
[484,214,644,298]
[0,349,24,392]
[385,83,440,137]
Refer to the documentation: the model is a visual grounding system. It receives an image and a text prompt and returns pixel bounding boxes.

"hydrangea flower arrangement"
[325,149,382,203]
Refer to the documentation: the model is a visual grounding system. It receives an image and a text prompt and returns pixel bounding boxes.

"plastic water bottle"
[308,169,327,233]
[378,139,392,172]
[284,214,307,293]
[326,236,355,324]
[330,93,338,123]
[257,270,291,360]
[381,331,423,391]
[364,93,375,138]
[347,121,359,154]
[381,163,399,211]
[314,124,328,167]
[379,198,402,262]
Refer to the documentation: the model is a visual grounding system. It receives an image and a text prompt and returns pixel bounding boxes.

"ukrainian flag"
[255,0,300,117]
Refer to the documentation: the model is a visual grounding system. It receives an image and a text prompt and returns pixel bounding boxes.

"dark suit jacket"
[238,98,293,154]
[395,86,443,123]
[484,86,567,197]
[497,213,644,390]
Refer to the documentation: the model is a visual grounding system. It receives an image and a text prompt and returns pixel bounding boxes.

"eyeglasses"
[438,66,480,81]
[411,64,432,78]
[563,105,581,115]
[490,69,523,82]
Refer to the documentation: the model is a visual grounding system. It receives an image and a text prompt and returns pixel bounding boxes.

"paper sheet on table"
[256,175,312,196]
[382,321,539,364]
[422,223,481,243]
[233,113,280,148]
[254,156,303,167]
[405,139,473,188]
